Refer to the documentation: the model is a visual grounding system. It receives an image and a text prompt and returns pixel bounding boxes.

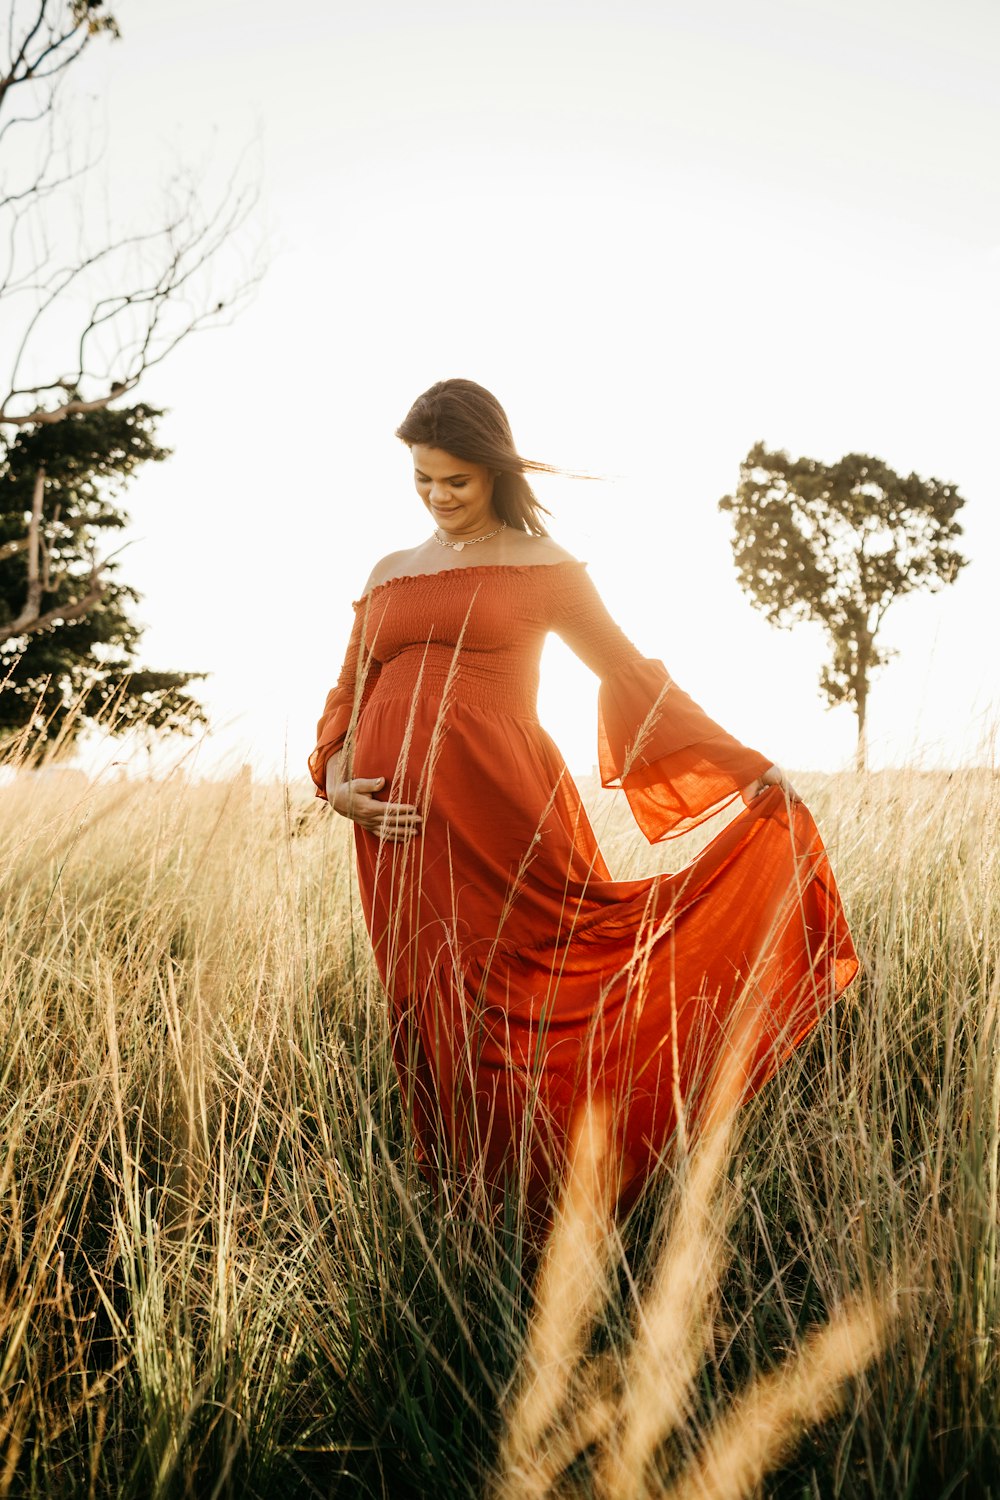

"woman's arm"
[548,563,796,839]
[308,604,380,801]
[308,587,422,842]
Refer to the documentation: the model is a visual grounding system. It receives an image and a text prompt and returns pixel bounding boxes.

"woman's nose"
[430,484,450,503]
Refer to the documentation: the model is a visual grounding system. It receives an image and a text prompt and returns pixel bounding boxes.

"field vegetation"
[0,757,997,1498]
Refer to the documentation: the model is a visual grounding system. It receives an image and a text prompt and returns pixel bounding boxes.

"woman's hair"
[395,378,562,536]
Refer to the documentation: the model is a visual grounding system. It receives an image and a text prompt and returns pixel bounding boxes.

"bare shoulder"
[503,531,579,566]
[360,547,420,596]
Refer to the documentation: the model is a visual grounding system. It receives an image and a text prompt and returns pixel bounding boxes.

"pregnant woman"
[309,378,857,1224]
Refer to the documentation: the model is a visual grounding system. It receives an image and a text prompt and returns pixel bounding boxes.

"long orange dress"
[309,560,857,1216]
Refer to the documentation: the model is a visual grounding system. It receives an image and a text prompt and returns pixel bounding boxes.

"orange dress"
[309,560,857,1216]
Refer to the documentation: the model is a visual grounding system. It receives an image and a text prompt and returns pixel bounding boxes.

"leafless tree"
[1,0,261,645]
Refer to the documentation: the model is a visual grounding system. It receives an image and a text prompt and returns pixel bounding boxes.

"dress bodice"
[356,561,570,657]
[310,559,772,841]
[355,561,598,721]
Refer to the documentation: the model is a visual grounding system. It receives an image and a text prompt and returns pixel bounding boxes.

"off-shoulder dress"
[308,560,857,1215]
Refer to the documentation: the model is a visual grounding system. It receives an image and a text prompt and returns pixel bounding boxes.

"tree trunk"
[855,683,868,772]
[853,625,872,773]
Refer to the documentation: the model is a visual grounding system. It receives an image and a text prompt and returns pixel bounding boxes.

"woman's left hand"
[741,763,803,805]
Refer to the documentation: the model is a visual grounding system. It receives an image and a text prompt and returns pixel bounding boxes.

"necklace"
[433,519,507,553]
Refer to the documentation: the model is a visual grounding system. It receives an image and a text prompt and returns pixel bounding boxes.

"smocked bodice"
[310,559,774,841]
[355,561,592,719]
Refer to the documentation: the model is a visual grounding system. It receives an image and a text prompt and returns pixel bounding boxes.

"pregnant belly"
[352,694,450,794]
[353,695,612,916]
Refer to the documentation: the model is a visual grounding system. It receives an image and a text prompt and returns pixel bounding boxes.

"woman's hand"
[329,774,423,842]
[741,763,802,806]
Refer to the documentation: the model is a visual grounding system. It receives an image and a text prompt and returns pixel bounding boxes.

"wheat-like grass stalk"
[661,1293,889,1500]
[0,742,995,1497]
[495,1006,891,1500]
[600,1046,749,1493]
[495,1098,616,1498]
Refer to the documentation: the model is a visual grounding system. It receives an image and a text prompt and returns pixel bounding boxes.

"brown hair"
[394,378,563,536]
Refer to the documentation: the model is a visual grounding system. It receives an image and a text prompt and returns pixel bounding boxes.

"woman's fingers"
[329,774,423,838]
[761,764,803,804]
[360,791,422,840]
[742,765,804,806]
[376,806,422,840]
[770,767,802,803]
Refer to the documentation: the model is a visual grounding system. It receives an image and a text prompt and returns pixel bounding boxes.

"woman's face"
[411,444,499,539]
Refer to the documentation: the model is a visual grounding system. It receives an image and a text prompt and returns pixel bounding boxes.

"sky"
[12,0,1000,785]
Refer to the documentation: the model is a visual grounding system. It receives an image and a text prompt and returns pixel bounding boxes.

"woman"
[309,379,857,1222]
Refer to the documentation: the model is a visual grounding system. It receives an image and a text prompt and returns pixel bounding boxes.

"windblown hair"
[395,378,561,536]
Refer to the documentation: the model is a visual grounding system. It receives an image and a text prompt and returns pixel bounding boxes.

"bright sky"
[42,0,1000,785]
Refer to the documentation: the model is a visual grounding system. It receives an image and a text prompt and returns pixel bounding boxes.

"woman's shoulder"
[359,547,421,597]
[357,534,579,598]
[503,532,578,567]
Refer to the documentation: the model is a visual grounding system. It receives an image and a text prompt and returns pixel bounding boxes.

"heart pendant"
[452,541,465,551]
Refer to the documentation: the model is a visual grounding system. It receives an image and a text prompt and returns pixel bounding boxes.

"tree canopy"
[0,406,207,748]
[0,1,258,761]
[718,443,967,768]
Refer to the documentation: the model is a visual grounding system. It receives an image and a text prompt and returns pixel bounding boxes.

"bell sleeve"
[550,563,772,842]
[307,599,382,802]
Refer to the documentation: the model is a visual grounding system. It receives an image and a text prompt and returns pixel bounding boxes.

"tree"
[718,443,967,770]
[0,1,258,759]
[0,404,208,749]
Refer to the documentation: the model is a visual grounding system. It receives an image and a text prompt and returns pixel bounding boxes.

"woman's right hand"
[329,774,423,842]
[741,763,802,806]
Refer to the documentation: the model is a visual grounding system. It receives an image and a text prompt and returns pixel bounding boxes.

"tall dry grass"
[0,751,997,1497]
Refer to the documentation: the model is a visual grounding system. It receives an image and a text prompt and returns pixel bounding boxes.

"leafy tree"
[718,443,967,770]
[0,1,258,759]
[0,405,208,749]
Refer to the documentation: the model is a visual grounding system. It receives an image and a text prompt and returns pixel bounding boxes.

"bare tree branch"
[0,502,94,561]
[0,90,53,147]
[23,462,45,620]
[2,495,131,644]
[0,173,262,426]
[0,3,52,109]
[0,0,262,682]
[0,1,118,122]
[3,580,104,646]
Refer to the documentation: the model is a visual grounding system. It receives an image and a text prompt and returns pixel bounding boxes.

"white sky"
[36,0,1000,784]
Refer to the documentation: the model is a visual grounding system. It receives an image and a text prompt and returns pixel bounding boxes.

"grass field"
[0,762,997,1498]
